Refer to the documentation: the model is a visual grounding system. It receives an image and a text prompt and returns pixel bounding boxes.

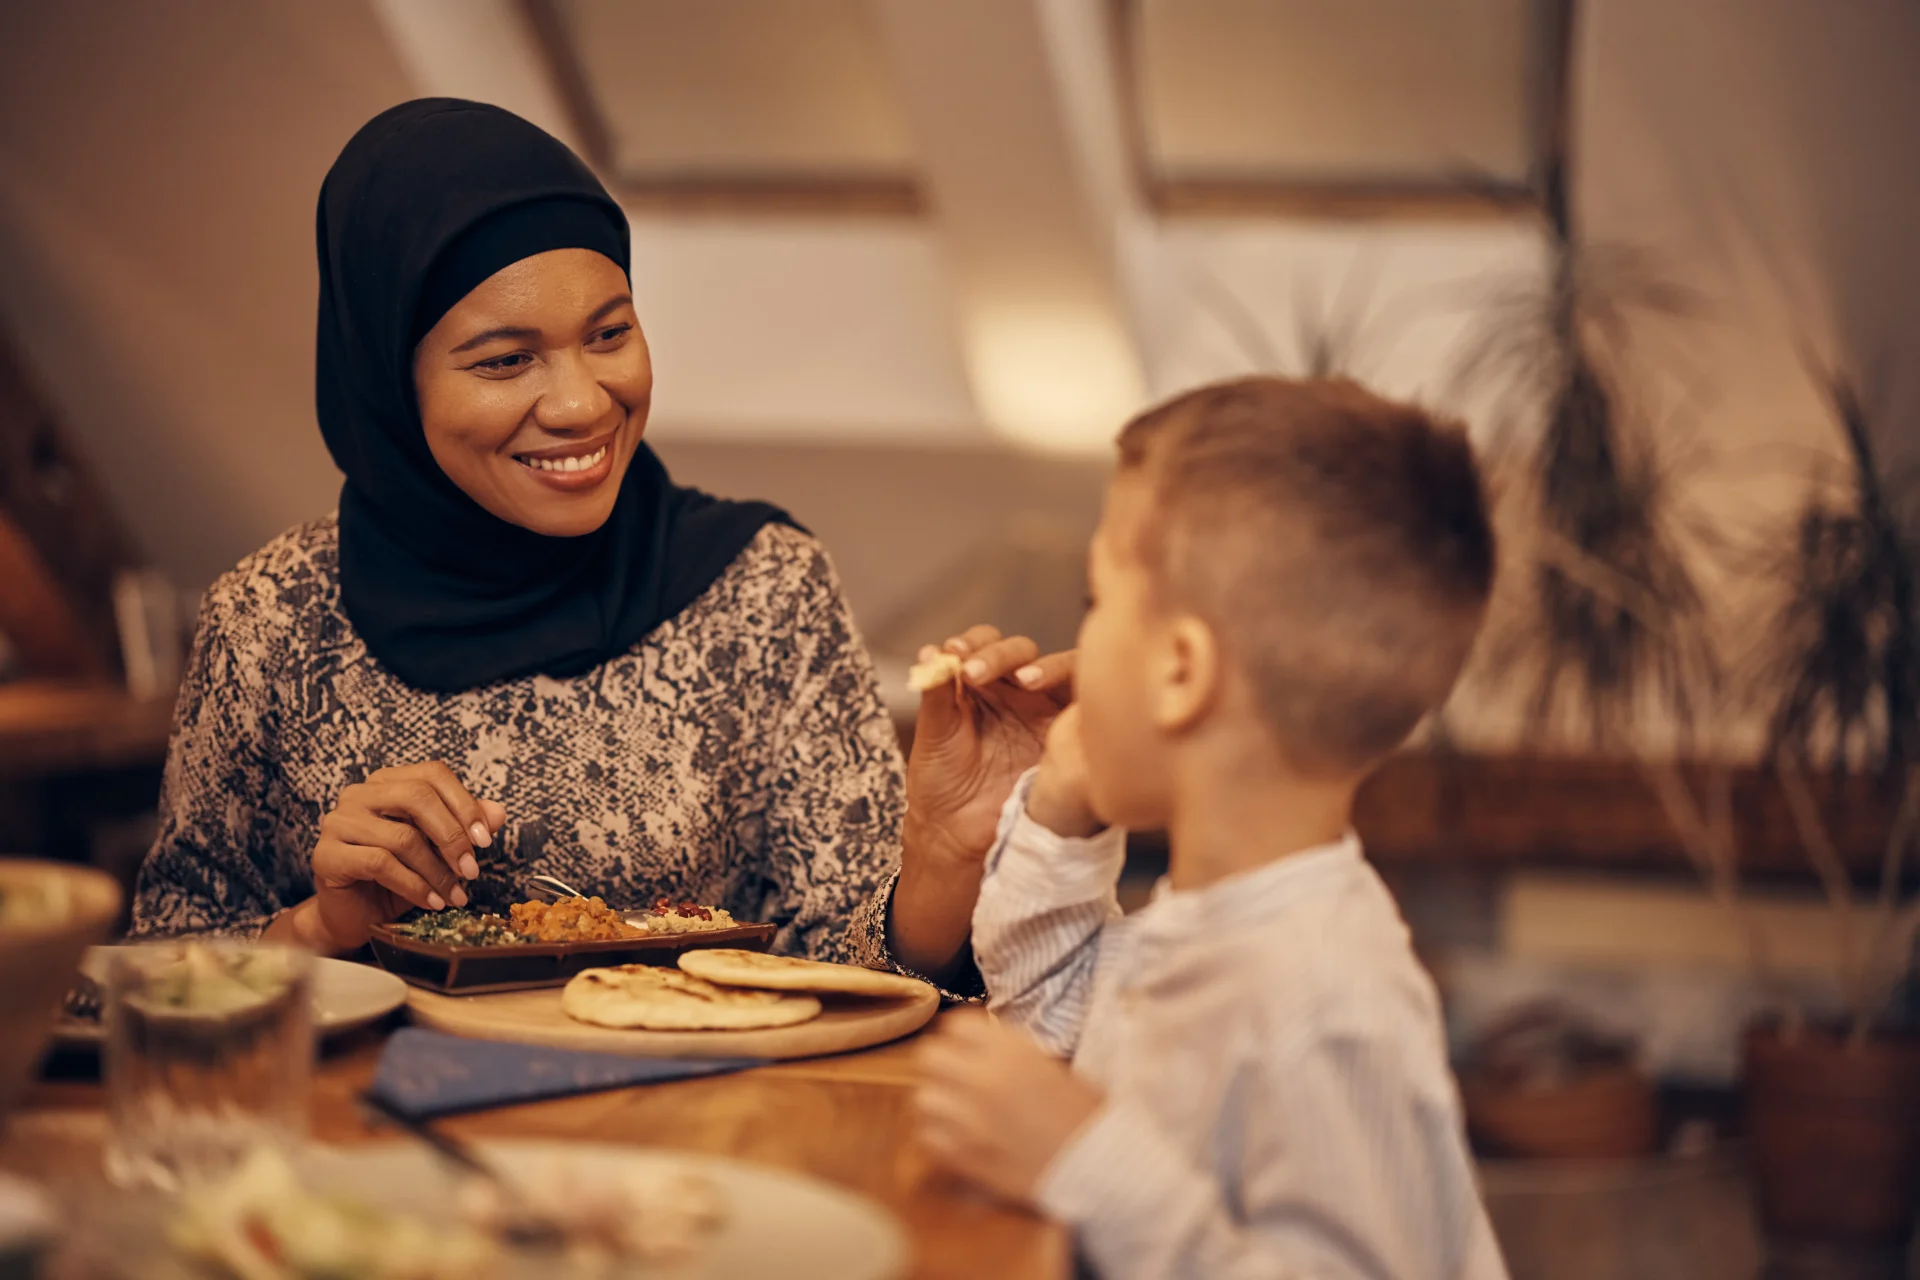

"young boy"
[915,376,1508,1279]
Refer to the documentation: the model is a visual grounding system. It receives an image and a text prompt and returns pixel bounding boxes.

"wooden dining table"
[5,1011,1071,1280]
[8,1007,1787,1280]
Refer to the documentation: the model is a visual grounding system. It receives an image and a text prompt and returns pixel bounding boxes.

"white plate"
[53,946,407,1046]
[89,1141,908,1280]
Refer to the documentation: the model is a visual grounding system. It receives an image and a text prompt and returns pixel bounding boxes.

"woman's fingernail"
[469,822,492,848]
[944,639,969,655]
[427,892,446,911]
[450,885,469,908]
[963,659,988,682]
[1016,665,1043,686]
[459,854,480,880]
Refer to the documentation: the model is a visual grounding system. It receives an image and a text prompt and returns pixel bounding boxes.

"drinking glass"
[103,940,314,1191]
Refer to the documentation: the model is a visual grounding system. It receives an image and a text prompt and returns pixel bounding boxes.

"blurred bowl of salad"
[0,858,122,1126]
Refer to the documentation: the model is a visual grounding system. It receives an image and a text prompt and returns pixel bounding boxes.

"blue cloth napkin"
[368,1028,764,1119]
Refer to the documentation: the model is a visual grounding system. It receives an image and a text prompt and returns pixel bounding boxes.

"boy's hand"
[1026,704,1104,839]
[914,1011,1105,1205]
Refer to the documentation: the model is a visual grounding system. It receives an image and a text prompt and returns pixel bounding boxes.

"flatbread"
[907,652,964,692]
[561,964,822,1031]
[676,949,931,999]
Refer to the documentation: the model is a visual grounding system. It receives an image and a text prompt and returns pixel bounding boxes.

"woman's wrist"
[902,809,985,874]
[264,898,343,954]
[891,824,987,981]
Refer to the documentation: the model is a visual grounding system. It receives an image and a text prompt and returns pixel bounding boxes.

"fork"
[522,874,584,903]
[61,971,105,1023]
[358,1091,567,1248]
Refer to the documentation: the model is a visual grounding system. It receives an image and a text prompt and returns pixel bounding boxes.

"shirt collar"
[1139,831,1365,936]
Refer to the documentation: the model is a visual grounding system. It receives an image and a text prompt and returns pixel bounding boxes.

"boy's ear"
[1152,613,1218,733]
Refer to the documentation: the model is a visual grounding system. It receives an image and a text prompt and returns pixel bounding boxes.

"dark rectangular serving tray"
[367,921,778,995]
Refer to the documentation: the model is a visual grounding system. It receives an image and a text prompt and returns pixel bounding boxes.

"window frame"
[520,0,926,217]
[1108,0,1575,222]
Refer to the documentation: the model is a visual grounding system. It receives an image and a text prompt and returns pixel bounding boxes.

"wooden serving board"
[403,983,941,1061]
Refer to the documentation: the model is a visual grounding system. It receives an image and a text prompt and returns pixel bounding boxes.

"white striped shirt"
[973,770,1508,1280]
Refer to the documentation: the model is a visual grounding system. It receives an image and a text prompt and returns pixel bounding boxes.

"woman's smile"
[512,435,617,490]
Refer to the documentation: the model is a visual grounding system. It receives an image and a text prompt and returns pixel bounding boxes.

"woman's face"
[413,248,651,538]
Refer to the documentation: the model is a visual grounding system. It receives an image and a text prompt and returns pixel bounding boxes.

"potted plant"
[1447,184,1715,749]
[1640,357,1920,1266]
[1744,361,1920,1263]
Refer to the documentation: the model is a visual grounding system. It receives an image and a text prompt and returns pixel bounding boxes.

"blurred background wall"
[7,0,1910,705]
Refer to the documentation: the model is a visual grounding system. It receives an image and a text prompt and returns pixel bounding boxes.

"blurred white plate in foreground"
[86,1141,908,1280]
[53,946,406,1047]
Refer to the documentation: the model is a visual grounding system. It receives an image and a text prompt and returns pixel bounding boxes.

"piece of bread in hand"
[907,651,965,692]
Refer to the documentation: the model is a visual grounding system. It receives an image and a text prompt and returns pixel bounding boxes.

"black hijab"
[316,98,791,692]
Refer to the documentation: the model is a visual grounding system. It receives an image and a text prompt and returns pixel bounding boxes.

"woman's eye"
[589,323,632,346]
[473,352,532,374]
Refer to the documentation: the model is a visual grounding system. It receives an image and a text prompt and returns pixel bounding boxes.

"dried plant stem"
[1540,491,1865,1034]
[1190,269,1282,373]
[1548,531,1798,1016]
[1636,759,1797,1027]
[1873,767,1919,926]
[1776,759,1868,1037]
[1856,769,1920,1044]
[1853,892,1920,1042]
[1532,523,1677,634]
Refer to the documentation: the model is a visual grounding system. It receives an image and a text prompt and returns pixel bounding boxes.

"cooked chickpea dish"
[508,896,645,943]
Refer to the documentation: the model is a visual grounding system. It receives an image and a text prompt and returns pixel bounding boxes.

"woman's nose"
[535,351,614,432]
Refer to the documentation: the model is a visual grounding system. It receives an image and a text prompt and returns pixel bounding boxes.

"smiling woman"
[414,251,647,537]
[126,100,1073,992]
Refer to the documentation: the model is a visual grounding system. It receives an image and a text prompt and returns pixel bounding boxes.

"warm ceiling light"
[964,303,1146,454]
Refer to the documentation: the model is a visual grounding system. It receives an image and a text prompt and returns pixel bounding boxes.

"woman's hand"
[903,625,1076,872]
[279,762,505,954]
[888,625,1074,980]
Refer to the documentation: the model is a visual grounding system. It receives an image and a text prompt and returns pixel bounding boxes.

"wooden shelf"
[897,709,1905,889]
[1356,753,1903,885]
[0,679,174,778]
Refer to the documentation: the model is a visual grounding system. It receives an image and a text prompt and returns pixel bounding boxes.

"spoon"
[358,1091,567,1249]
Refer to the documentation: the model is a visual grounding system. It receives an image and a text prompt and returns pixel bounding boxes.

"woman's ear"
[1152,613,1219,734]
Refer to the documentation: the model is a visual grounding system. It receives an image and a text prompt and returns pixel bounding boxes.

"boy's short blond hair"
[1117,376,1495,775]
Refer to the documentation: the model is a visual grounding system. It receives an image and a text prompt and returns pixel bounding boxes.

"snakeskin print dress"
[129,516,915,973]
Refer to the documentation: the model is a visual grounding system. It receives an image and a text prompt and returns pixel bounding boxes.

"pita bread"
[561,964,822,1031]
[676,949,931,999]
[907,652,964,692]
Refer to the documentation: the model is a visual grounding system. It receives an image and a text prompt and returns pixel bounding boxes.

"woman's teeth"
[519,445,607,474]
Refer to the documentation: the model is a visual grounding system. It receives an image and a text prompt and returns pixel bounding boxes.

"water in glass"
[103,941,314,1191]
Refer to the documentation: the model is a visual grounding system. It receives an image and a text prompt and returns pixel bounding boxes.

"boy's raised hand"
[914,1010,1105,1205]
[1026,703,1104,838]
